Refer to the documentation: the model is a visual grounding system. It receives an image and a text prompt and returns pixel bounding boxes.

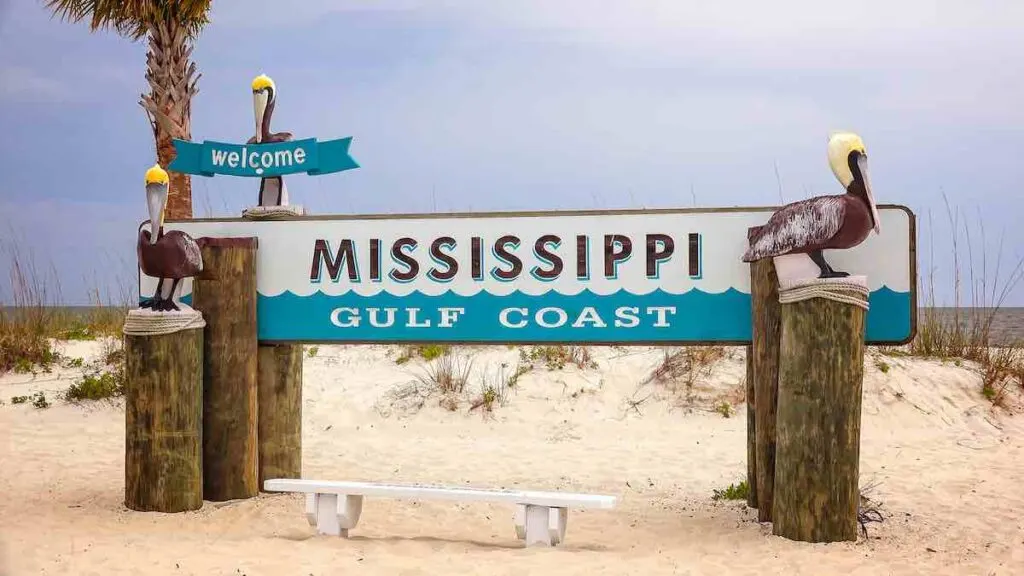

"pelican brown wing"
[168,230,204,274]
[742,195,845,262]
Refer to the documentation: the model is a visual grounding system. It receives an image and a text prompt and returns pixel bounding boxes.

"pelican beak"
[857,152,881,235]
[146,182,167,244]
[253,88,268,143]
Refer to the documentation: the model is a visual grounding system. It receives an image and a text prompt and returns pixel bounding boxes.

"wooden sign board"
[139,205,916,345]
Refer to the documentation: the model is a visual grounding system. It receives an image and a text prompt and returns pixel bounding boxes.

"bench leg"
[520,504,568,547]
[306,493,364,537]
[305,493,318,527]
[514,505,527,540]
[549,507,568,545]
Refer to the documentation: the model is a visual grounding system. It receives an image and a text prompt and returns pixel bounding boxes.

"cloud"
[0,64,141,105]
[0,199,140,305]
[0,66,68,103]
[207,0,436,29]
[203,1,1024,128]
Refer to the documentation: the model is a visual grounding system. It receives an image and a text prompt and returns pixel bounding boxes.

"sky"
[0,0,1022,306]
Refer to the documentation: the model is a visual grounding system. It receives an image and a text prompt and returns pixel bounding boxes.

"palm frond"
[43,0,211,40]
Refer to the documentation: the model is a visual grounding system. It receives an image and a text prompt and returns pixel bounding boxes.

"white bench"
[263,478,617,547]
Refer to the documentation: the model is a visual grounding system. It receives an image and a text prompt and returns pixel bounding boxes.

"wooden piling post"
[750,258,781,522]
[258,343,303,486]
[772,291,866,542]
[744,344,757,509]
[124,327,204,512]
[192,237,259,501]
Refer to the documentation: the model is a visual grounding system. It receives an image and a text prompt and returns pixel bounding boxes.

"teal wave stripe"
[168,137,358,177]
[226,287,912,344]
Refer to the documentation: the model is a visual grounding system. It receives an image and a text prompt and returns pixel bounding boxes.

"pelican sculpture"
[742,132,881,278]
[248,73,292,207]
[138,164,203,311]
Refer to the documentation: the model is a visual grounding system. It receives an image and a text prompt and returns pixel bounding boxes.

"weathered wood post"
[257,343,303,485]
[123,320,205,512]
[192,237,259,501]
[772,278,868,542]
[744,344,757,509]
[241,203,305,489]
[749,258,781,521]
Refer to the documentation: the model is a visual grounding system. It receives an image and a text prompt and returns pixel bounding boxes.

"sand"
[1,340,1022,575]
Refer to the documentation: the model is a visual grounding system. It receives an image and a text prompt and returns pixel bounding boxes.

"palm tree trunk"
[140,20,200,220]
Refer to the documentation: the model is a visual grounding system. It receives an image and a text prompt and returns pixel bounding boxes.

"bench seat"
[263,478,617,547]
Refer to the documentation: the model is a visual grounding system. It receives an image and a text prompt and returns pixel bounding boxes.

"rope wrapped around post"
[241,205,306,220]
[777,276,870,310]
[123,308,206,336]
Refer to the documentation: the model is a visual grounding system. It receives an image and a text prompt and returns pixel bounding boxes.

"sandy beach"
[1,341,1022,575]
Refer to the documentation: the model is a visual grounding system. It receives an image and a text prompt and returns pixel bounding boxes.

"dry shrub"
[525,345,597,370]
[981,346,1024,407]
[645,346,726,391]
[469,362,523,413]
[414,348,473,410]
[395,343,450,365]
[634,346,728,410]
[438,393,460,412]
[858,479,886,539]
[375,381,431,418]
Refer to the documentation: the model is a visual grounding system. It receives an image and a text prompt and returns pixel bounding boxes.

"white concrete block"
[548,507,568,545]
[305,493,318,526]
[524,505,553,547]
[336,494,363,530]
[514,504,526,540]
[314,493,344,536]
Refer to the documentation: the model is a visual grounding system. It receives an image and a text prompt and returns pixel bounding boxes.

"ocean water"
[924,307,1024,346]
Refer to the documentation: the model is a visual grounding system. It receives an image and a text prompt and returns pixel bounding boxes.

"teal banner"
[168,137,359,177]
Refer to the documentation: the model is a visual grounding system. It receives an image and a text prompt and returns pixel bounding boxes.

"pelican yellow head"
[827,131,866,188]
[145,164,169,186]
[827,131,880,234]
[145,164,169,243]
[252,74,276,143]
[252,73,274,93]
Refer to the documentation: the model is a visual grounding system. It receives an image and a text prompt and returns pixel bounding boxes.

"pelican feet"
[139,297,180,312]
[152,299,181,312]
[809,250,850,279]
[818,270,851,279]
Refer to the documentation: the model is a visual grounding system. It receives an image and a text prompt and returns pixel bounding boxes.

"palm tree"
[44,0,211,219]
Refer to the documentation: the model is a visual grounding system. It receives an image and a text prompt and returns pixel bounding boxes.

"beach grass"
[521,345,598,370]
[906,195,1024,402]
[64,368,125,402]
[395,344,451,365]
[1,238,130,374]
[712,479,750,501]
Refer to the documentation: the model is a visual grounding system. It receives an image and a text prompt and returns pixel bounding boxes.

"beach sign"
[138,205,917,345]
[168,137,359,178]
